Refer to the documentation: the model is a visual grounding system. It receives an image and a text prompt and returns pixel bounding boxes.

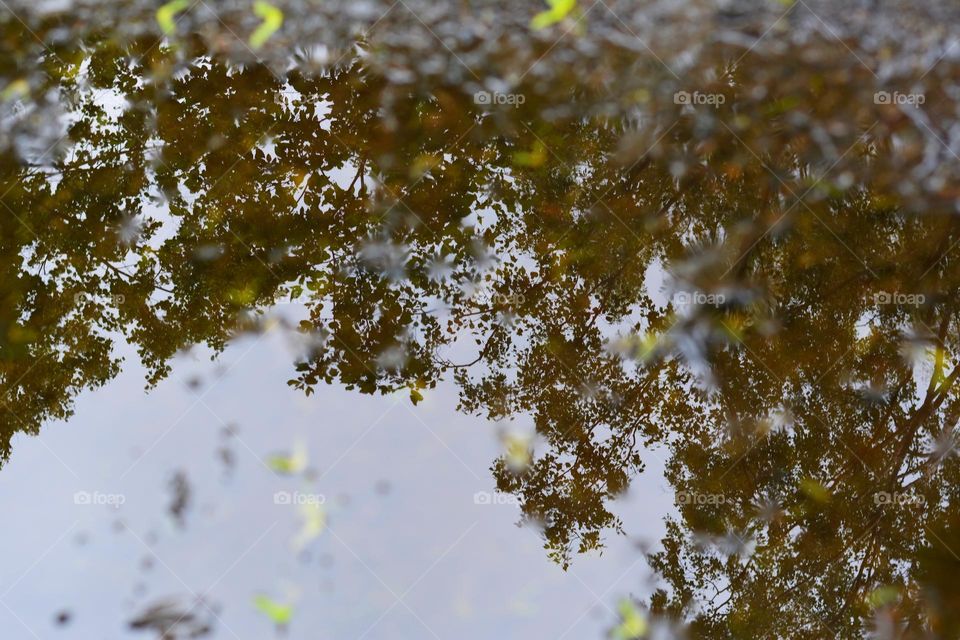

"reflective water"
[2,1,960,637]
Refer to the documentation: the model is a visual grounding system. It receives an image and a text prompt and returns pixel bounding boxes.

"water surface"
[2,1,960,638]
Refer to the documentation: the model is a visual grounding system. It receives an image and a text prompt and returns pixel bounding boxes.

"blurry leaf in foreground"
[926,428,960,470]
[512,141,547,168]
[267,441,308,475]
[865,585,899,609]
[168,470,191,528]
[1,79,29,101]
[799,478,831,504]
[291,499,326,550]
[156,0,190,36]
[720,315,747,343]
[612,599,648,639]
[608,333,663,363]
[130,597,213,637]
[531,0,577,30]
[250,1,284,50]
[410,154,442,179]
[502,431,533,473]
[252,595,293,628]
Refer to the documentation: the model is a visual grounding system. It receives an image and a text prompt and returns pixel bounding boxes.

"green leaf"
[253,595,294,626]
[250,1,284,50]
[799,478,831,504]
[865,585,899,609]
[613,599,648,639]
[156,0,190,36]
[503,431,532,472]
[292,500,326,550]
[409,387,424,405]
[1,79,29,101]
[512,141,547,168]
[531,0,577,30]
[266,441,308,475]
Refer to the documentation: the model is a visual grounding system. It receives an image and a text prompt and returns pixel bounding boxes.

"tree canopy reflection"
[3,9,960,637]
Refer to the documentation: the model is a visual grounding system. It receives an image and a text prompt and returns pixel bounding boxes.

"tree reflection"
[3,14,960,636]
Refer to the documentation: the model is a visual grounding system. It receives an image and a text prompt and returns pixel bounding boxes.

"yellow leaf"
[799,478,831,504]
[865,585,899,609]
[1,79,29,101]
[513,141,547,168]
[613,599,648,639]
[250,1,284,50]
[266,441,308,475]
[292,500,326,550]
[252,595,293,626]
[409,387,424,405]
[156,0,190,36]
[531,0,577,30]
[503,432,533,472]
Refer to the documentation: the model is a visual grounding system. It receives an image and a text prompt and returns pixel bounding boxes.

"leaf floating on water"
[865,585,899,609]
[502,431,533,472]
[226,284,257,306]
[720,315,748,343]
[612,599,648,639]
[608,333,663,363]
[249,1,284,50]
[291,500,326,550]
[168,470,191,528]
[409,154,442,179]
[925,345,951,386]
[130,597,213,637]
[531,0,577,30]
[267,441,308,475]
[799,478,831,504]
[252,595,293,627]
[156,0,190,36]
[512,141,547,168]
[1,79,29,101]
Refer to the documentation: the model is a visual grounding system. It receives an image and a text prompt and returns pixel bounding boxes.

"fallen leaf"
[250,1,284,50]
